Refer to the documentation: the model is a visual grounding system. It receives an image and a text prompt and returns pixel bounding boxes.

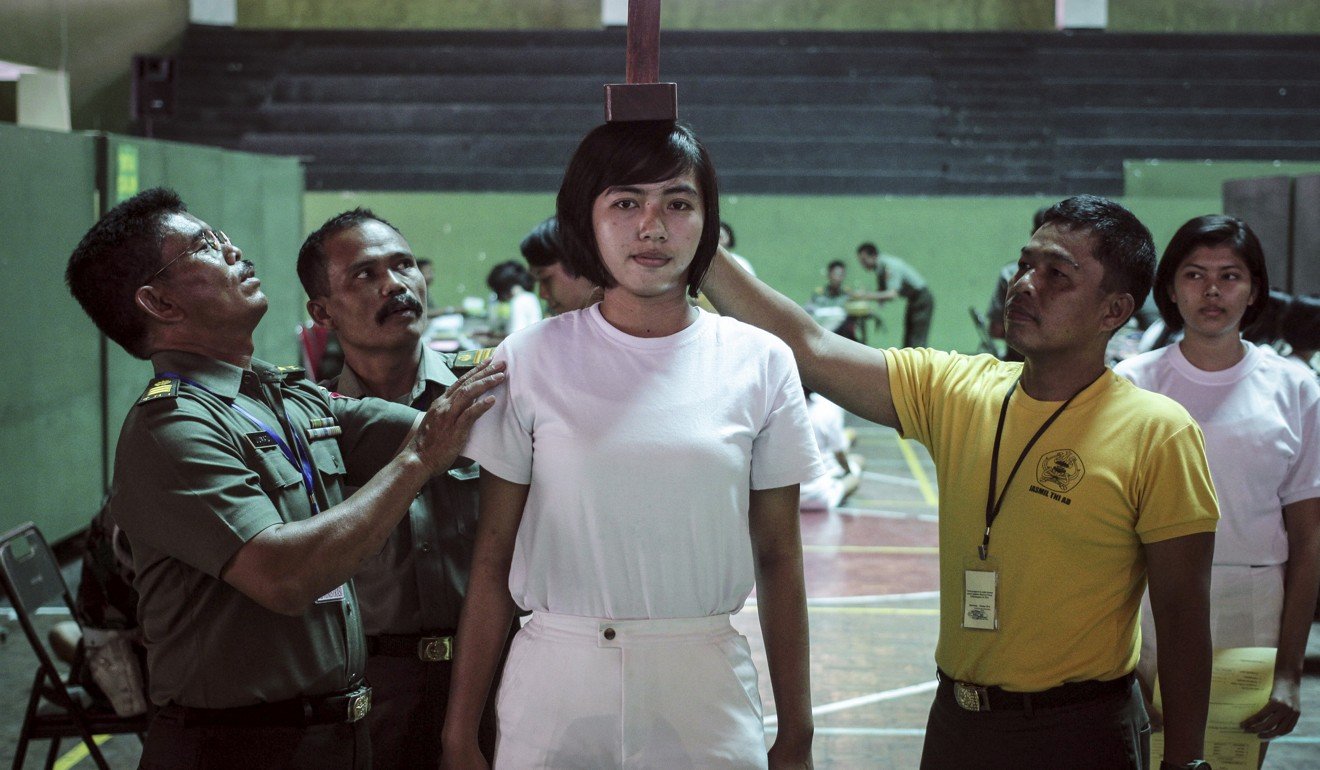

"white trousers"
[1138,563,1285,685]
[493,612,767,769]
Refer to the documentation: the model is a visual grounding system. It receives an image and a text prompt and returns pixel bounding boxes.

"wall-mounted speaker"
[131,55,175,120]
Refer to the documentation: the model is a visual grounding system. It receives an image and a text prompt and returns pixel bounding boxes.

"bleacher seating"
[154,28,1320,195]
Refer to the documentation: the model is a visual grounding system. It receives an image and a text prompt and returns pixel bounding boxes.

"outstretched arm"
[221,361,504,615]
[1145,531,1214,765]
[703,247,900,429]
[1241,497,1320,739]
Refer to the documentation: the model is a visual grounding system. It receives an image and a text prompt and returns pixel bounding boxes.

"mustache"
[237,260,256,280]
[376,292,424,324]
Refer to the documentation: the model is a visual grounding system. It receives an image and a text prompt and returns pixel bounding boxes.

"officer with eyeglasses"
[65,187,504,769]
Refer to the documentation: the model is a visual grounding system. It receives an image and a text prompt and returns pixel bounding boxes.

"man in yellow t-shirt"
[704,196,1218,770]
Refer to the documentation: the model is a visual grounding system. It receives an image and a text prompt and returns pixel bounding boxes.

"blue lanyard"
[159,372,321,515]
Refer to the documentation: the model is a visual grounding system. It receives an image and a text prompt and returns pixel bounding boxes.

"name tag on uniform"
[963,568,998,631]
[316,585,346,604]
[246,431,278,452]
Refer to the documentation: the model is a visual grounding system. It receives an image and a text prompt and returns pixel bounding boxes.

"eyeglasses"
[146,229,231,284]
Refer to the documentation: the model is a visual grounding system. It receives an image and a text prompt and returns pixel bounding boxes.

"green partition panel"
[0,124,101,541]
[0,125,304,542]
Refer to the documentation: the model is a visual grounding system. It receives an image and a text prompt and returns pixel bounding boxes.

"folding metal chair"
[0,522,148,769]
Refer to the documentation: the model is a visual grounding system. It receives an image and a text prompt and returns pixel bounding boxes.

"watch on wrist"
[1160,761,1211,770]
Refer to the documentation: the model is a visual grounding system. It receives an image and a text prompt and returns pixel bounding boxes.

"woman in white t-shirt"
[441,121,822,769]
[1115,215,1320,761]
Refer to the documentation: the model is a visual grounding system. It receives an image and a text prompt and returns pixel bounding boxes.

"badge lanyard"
[159,372,321,515]
[980,377,1086,560]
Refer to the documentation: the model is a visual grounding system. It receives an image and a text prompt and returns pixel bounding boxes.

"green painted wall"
[240,0,1050,31]
[0,124,304,542]
[309,159,1320,360]
[307,190,1060,354]
[1111,0,1320,34]
[240,0,1320,33]
[0,0,187,133]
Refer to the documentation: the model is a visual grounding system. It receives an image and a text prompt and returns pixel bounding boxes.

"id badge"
[315,584,346,604]
[962,557,998,631]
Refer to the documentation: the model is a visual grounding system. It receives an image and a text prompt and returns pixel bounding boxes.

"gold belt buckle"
[346,688,372,723]
[954,681,991,712]
[418,636,453,662]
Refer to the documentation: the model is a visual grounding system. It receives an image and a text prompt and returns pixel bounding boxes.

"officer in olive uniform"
[298,210,513,767]
[64,188,503,769]
[854,241,935,347]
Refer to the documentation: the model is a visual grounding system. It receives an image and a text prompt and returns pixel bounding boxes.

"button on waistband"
[602,627,616,641]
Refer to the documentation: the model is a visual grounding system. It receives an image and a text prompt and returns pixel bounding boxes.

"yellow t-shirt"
[885,348,1219,691]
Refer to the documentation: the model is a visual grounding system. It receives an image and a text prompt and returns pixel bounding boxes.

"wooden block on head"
[604,82,678,122]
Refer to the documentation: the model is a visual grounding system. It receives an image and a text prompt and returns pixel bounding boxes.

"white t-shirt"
[800,394,846,510]
[1116,342,1320,565]
[507,289,543,334]
[465,305,824,619]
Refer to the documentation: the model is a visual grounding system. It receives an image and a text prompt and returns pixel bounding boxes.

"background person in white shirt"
[442,120,822,769]
[799,387,863,513]
[485,260,543,338]
[1115,215,1320,763]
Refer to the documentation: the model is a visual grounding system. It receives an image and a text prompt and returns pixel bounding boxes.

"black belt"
[366,633,454,662]
[936,669,1133,712]
[170,684,372,727]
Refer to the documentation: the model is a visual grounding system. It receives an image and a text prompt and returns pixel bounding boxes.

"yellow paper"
[1150,647,1276,770]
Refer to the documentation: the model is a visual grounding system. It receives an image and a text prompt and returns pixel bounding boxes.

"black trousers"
[904,288,935,348]
[365,622,515,769]
[919,678,1150,770]
[138,706,369,770]
[362,654,499,770]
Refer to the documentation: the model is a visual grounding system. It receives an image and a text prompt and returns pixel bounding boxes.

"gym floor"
[1,418,1317,768]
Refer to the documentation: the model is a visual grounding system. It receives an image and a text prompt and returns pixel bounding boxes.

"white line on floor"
[861,471,925,488]
[833,507,927,520]
[807,590,940,606]
[765,680,938,726]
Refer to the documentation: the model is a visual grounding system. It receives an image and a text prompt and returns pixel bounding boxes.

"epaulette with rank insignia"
[318,385,357,400]
[275,364,306,382]
[136,377,179,406]
[447,347,496,372]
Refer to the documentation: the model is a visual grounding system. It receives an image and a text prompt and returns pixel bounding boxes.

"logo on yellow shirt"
[1037,449,1085,494]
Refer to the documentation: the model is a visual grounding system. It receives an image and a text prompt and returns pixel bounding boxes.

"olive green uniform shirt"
[326,346,480,635]
[112,351,417,708]
[874,253,929,300]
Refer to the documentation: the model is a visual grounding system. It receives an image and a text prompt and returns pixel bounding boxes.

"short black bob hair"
[556,121,719,299]
[1153,214,1270,333]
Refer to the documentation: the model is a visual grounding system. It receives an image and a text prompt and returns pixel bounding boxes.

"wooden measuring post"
[604,0,678,122]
